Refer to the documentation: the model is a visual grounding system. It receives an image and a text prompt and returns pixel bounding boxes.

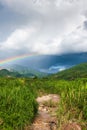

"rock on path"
[25,94,81,130]
[30,94,60,130]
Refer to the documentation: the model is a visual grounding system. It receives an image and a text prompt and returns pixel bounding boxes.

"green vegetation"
[0,63,87,129]
[0,69,22,77]
[51,62,87,80]
[0,78,38,130]
[8,64,48,77]
[0,68,48,78]
[29,78,87,129]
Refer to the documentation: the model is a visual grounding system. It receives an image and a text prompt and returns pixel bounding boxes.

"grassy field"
[0,78,38,130]
[0,77,87,129]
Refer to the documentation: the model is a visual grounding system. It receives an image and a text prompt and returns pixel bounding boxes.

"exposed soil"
[62,123,81,130]
[25,94,82,130]
[30,94,60,130]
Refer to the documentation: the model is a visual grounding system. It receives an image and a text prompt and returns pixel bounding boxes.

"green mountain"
[0,65,48,78]
[0,69,36,78]
[6,64,48,77]
[1,62,87,79]
[51,62,87,80]
[0,69,22,77]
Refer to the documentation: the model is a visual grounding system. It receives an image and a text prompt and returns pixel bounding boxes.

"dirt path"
[27,94,81,130]
[30,94,60,130]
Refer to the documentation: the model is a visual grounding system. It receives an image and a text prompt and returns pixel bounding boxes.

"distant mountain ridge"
[0,64,48,78]
[0,53,87,74]
[0,69,22,77]
[0,62,87,79]
[50,62,87,80]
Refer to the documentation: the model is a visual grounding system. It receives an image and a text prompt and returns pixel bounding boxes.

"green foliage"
[51,62,87,80]
[25,78,87,129]
[56,79,87,128]
[0,68,48,78]
[0,78,38,130]
[10,65,48,78]
[0,66,87,129]
[0,69,22,77]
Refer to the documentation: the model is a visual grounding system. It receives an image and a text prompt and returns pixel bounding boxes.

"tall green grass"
[0,78,87,129]
[0,78,38,130]
[55,79,87,129]
[26,78,87,129]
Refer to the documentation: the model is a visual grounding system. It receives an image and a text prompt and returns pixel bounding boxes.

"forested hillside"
[51,62,87,80]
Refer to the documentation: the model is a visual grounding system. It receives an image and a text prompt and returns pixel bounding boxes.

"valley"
[0,63,87,130]
[1,0,87,129]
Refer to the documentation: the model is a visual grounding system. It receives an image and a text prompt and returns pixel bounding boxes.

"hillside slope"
[51,62,87,80]
[0,68,48,78]
[2,64,48,77]
[0,69,22,77]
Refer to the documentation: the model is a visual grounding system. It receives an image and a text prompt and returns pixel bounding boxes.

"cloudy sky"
[0,0,87,59]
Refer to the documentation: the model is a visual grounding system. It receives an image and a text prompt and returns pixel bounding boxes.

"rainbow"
[0,53,39,66]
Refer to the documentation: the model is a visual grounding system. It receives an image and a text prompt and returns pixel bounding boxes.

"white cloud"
[0,0,87,57]
[60,26,87,53]
[1,27,35,50]
[40,65,66,73]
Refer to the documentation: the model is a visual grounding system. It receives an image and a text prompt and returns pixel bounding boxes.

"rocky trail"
[30,94,60,130]
[25,94,82,130]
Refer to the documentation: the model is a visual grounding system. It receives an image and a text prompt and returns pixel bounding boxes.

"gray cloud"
[0,0,87,58]
[84,20,87,30]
